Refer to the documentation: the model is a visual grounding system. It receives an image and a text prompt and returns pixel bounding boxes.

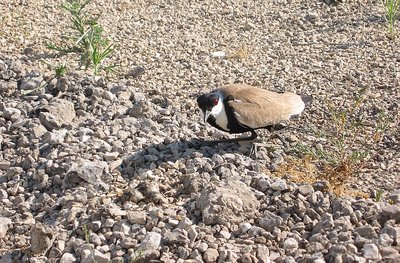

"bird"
[196,83,311,147]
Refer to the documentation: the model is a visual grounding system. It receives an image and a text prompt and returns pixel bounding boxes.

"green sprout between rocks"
[82,224,96,262]
[21,63,69,96]
[375,189,384,202]
[47,0,115,75]
[383,0,400,39]
[55,63,68,77]
[282,88,390,196]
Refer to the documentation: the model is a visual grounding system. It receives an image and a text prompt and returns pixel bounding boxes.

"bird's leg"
[266,125,289,147]
[201,130,258,146]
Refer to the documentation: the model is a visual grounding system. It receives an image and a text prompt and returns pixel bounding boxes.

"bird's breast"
[212,110,229,132]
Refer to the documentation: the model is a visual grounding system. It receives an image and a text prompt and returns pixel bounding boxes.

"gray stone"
[127,211,147,225]
[103,152,120,161]
[313,213,334,234]
[0,161,10,170]
[259,211,283,232]
[40,99,75,130]
[354,225,378,239]
[380,204,400,223]
[381,225,400,245]
[381,247,400,261]
[332,198,354,218]
[139,232,161,251]
[379,233,394,246]
[298,184,314,196]
[203,248,219,263]
[177,217,193,229]
[92,250,110,263]
[197,179,260,225]
[256,245,270,263]
[31,124,47,138]
[3,107,21,121]
[42,129,67,145]
[163,229,189,245]
[187,226,198,242]
[271,179,288,191]
[20,74,43,90]
[30,224,54,255]
[0,189,8,199]
[363,243,380,260]
[64,160,108,189]
[218,230,231,239]
[0,217,12,238]
[389,190,400,204]
[39,112,63,131]
[59,252,77,263]
[240,222,252,233]
[284,256,296,263]
[283,237,298,251]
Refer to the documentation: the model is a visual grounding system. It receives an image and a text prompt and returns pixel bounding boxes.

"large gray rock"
[379,205,400,223]
[39,99,75,130]
[259,211,284,232]
[363,243,380,260]
[63,160,109,190]
[30,224,55,255]
[197,179,260,225]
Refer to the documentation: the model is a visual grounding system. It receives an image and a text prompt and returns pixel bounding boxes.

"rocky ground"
[1,0,400,262]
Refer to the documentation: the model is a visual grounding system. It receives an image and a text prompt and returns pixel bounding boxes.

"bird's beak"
[204,110,211,124]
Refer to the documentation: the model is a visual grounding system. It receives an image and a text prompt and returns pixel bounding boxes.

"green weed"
[375,189,384,202]
[383,0,400,39]
[48,0,114,75]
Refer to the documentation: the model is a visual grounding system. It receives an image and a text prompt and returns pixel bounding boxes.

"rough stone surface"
[197,179,260,225]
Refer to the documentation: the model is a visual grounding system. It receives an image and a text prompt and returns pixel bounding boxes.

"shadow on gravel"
[119,138,242,178]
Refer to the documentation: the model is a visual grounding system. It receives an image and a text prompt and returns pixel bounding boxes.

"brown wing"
[219,84,305,129]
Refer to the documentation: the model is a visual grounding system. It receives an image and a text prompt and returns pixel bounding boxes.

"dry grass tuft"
[228,45,250,60]
[274,156,369,198]
[273,89,390,198]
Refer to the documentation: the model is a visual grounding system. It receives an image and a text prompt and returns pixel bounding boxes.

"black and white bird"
[196,84,310,145]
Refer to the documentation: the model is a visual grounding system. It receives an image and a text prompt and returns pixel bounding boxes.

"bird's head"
[196,92,221,123]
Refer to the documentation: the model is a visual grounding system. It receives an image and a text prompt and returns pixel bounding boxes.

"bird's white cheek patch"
[211,99,229,132]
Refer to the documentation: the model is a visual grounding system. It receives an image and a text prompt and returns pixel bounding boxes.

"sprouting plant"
[21,63,69,96]
[55,63,68,77]
[82,224,91,243]
[375,189,384,202]
[48,0,115,75]
[82,224,96,262]
[383,0,400,39]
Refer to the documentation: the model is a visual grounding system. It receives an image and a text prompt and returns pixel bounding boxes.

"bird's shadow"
[119,137,252,178]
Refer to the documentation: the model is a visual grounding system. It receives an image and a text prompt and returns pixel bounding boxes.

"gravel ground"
[1,0,399,262]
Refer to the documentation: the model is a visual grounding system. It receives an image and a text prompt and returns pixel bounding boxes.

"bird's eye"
[213,98,219,106]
